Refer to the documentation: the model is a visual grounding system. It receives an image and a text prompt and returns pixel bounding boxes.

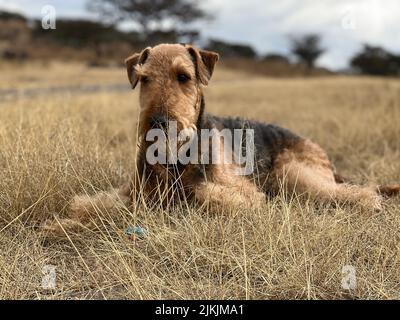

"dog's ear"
[186,46,219,86]
[125,47,151,89]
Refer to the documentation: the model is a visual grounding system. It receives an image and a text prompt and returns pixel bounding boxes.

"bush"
[351,45,400,76]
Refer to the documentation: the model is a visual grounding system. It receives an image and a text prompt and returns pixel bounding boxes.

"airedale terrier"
[124,43,399,210]
[44,43,399,234]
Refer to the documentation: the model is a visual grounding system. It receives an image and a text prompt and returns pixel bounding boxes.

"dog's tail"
[335,172,400,197]
[377,184,400,197]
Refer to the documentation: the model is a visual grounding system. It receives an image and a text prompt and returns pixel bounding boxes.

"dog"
[43,43,399,235]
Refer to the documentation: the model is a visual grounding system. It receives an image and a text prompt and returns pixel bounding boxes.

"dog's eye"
[140,76,150,84]
[177,74,190,83]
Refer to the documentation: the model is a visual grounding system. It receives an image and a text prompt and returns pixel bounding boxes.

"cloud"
[0,0,24,12]
[0,0,95,18]
[198,0,400,69]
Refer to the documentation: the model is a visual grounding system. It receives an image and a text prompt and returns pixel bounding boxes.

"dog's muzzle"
[149,114,169,130]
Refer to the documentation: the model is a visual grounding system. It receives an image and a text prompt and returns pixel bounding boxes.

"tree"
[205,39,256,59]
[87,0,209,39]
[32,19,131,48]
[0,10,27,21]
[351,45,400,76]
[290,34,324,69]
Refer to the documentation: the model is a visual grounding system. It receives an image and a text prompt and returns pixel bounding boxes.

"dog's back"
[203,114,302,172]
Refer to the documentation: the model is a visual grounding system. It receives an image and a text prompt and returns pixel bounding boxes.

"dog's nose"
[150,114,168,129]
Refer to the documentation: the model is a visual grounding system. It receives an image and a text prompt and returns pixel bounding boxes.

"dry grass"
[0,63,400,299]
[0,61,124,89]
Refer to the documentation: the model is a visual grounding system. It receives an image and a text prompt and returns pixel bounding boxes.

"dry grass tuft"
[0,64,399,299]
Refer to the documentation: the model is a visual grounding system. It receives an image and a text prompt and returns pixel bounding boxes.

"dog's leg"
[194,179,265,211]
[278,159,382,211]
[274,139,383,211]
[68,183,132,223]
[42,183,133,236]
[377,184,400,197]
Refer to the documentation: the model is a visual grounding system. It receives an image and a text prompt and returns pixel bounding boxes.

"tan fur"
[134,45,202,135]
[273,139,382,210]
[42,185,131,236]
[195,137,265,210]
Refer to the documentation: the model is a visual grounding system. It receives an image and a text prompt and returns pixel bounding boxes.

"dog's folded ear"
[186,46,219,86]
[125,47,151,89]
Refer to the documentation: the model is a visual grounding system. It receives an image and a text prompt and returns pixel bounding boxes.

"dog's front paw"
[41,217,89,238]
[249,192,266,209]
[69,194,97,223]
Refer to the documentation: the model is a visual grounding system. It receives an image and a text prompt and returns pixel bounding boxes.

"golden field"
[0,62,400,299]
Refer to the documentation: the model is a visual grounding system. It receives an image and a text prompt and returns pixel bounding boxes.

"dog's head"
[125,44,219,135]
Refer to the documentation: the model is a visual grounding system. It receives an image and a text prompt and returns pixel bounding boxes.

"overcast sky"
[1,0,399,70]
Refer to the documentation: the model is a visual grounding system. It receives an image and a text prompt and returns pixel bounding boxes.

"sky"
[0,0,399,70]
